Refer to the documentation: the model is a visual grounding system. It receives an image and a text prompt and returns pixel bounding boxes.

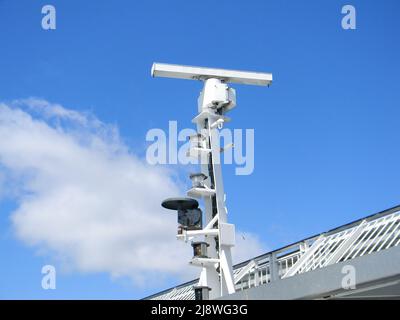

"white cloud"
[0,98,266,287]
[232,231,267,264]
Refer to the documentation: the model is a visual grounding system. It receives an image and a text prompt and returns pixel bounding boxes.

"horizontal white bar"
[190,257,220,266]
[186,229,219,237]
[151,63,273,86]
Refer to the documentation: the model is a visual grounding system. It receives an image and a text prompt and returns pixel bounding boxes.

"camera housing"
[161,197,203,231]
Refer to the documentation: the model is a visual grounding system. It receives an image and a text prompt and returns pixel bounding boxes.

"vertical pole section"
[196,116,220,299]
[209,124,235,295]
[269,252,279,282]
[194,78,235,298]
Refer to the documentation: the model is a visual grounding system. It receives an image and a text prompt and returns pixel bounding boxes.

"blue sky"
[0,0,400,299]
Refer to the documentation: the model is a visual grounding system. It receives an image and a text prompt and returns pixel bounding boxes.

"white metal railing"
[146,206,400,300]
[282,210,400,278]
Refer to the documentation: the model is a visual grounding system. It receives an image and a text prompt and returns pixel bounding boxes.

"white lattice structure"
[145,205,400,300]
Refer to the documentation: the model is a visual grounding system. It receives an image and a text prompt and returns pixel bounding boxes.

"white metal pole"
[192,78,235,298]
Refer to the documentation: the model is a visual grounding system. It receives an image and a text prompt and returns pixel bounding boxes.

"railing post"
[269,252,279,282]
[300,241,309,253]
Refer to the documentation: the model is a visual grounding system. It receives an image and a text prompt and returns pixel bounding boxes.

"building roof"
[144,204,400,300]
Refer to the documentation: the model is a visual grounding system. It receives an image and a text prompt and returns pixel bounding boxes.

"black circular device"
[161,197,199,211]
